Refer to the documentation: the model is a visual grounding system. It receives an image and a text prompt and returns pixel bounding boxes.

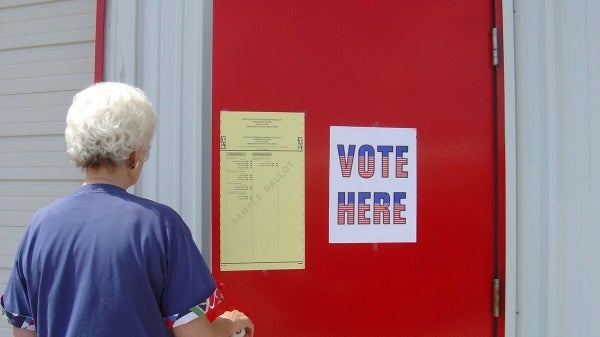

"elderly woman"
[1,82,253,337]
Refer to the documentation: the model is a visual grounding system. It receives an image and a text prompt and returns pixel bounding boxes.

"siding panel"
[0,73,93,95]
[0,2,95,334]
[0,0,55,9]
[0,42,94,65]
[1,58,94,80]
[0,0,96,50]
[0,0,93,18]
[0,227,25,268]
[0,91,79,125]
[0,268,11,332]
[0,180,81,196]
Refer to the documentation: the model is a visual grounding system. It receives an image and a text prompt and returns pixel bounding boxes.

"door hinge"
[492,27,499,66]
[493,278,501,318]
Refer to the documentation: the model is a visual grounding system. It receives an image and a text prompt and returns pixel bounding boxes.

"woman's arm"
[13,328,36,337]
[173,310,254,337]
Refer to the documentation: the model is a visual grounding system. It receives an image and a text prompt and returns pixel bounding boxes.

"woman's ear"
[129,151,140,169]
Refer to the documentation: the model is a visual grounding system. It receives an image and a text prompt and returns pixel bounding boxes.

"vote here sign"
[329,126,417,243]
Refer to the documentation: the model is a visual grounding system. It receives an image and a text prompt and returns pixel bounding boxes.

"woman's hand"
[213,310,254,337]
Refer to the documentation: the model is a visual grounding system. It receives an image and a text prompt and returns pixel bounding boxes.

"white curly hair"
[65,82,156,168]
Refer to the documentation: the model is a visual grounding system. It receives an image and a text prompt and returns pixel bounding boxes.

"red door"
[212,1,505,336]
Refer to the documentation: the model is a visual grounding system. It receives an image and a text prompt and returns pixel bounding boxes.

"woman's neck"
[84,165,133,190]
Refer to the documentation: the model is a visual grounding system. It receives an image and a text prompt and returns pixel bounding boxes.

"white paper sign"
[329,126,417,243]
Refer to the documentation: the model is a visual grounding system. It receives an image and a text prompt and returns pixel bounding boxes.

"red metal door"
[212,1,504,336]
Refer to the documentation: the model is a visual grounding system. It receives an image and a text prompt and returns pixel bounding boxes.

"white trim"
[502,0,517,336]
[103,0,212,257]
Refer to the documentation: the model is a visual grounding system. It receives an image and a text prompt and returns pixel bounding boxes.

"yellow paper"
[220,111,305,270]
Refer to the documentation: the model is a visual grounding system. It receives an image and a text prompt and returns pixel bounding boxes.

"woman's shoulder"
[129,194,181,219]
[40,184,184,225]
[121,193,189,230]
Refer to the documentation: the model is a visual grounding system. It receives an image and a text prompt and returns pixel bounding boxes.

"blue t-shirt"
[1,184,218,337]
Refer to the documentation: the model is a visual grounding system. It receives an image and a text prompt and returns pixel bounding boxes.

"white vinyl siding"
[0,1,95,335]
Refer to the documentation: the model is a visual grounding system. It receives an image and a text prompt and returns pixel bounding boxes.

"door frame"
[97,0,518,335]
[500,0,517,336]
